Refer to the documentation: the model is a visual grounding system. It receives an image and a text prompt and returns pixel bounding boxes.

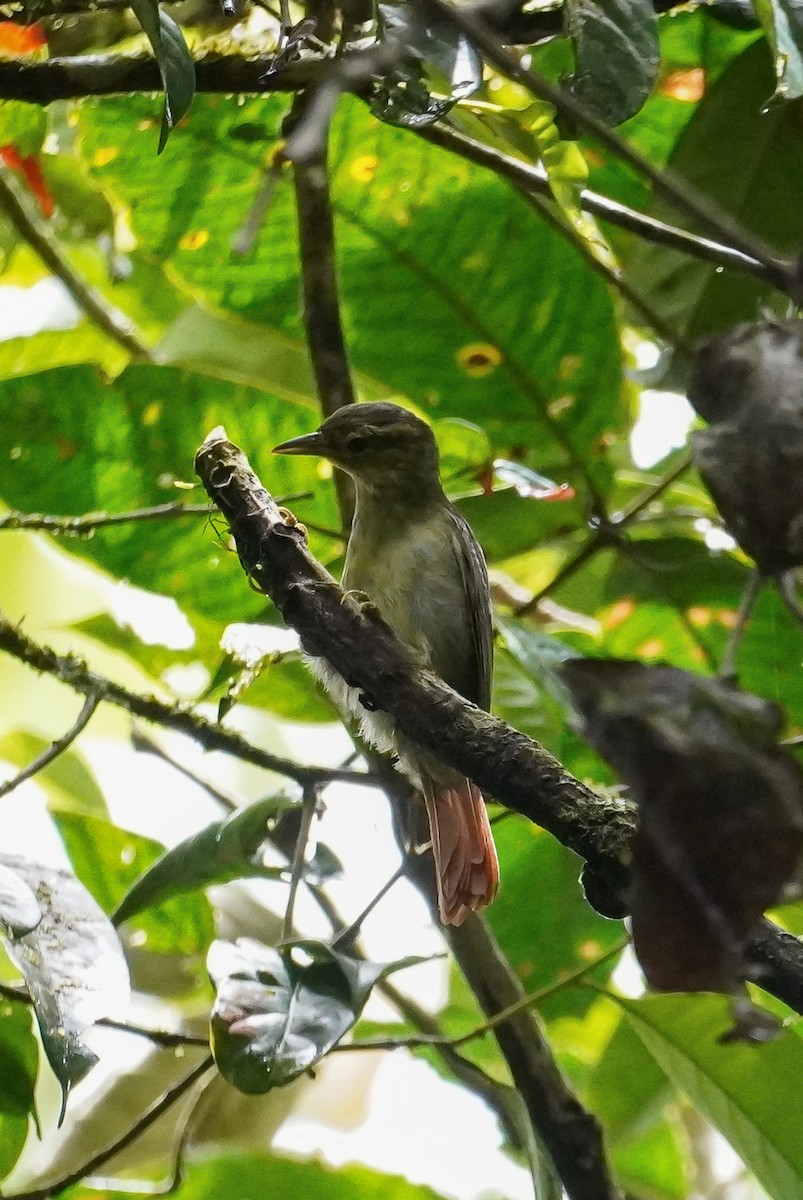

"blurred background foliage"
[0,1,802,1198]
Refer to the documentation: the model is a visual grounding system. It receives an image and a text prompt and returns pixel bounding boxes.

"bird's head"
[273,402,441,497]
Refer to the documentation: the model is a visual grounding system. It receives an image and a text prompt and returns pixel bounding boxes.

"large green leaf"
[617,992,803,1200]
[209,938,420,1093]
[113,795,295,926]
[0,853,130,1118]
[65,1152,451,1200]
[0,731,107,817]
[484,819,625,1022]
[54,811,215,960]
[77,94,625,495]
[585,1009,673,1142]
[627,38,803,340]
[0,362,341,623]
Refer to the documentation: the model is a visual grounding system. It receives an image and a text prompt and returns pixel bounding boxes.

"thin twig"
[6,1056,214,1200]
[281,782,319,939]
[0,167,150,361]
[331,861,407,949]
[514,452,694,616]
[0,495,312,535]
[425,0,795,296]
[416,123,774,288]
[338,938,628,1052]
[0,614,377,791]
[615,450,694,524]
[777,571,803,631]
[131,731,238,813]
[719,571,763,680]
[291,92,357,527]
[0,691,99,799]
[0,980,209,1048]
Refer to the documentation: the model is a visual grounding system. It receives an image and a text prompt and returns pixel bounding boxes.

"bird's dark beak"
[272,430,326,457]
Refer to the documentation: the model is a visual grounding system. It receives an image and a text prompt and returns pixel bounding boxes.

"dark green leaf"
[566,0,660,125]
[209,938,421,1093]
[113,796,295,926]
[0,999,38,1181]
[130,1,195,151]
[0,999,38,1120]
[627,39,803,340]
[0,853,130,1118]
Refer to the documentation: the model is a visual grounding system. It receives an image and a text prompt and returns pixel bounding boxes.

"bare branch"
[0,51,318,105]
[0,612,377,791]
[424,0,796,298]
[0,980,208,1047]
[291,95,357,526]
[281,782,320,939]
[0,691,99,799]
[5,1056,214,1200]
[0,494,312,535]
[416,123,776,290]
[0,167,150,361]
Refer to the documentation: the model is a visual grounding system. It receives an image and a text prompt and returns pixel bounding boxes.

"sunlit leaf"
[618,992,803,1200]
[0,853,130,1118]
[113,796,296,926]
[54,811,215,960]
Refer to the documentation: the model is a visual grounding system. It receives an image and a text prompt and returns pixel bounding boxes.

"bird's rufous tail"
[421,777,499,925]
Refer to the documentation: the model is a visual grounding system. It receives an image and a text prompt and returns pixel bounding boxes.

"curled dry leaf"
[688,318,803,574]
[561,659,803,1040]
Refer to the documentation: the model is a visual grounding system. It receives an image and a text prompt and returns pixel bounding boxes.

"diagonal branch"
[0,167,150,361]
[193,426,803,1017]
[424,0,795,296]
[0,612,377,791]
[0,690,99,799]
[194,427,636,913]
[415,122,775,288]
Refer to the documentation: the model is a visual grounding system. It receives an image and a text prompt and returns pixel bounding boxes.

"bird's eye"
[345,434,370,454]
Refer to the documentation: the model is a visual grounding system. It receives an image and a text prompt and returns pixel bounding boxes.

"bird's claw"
[342,588,381,618]
[278,507,307,539]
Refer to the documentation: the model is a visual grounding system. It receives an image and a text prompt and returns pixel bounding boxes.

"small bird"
[273,402,499,924]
